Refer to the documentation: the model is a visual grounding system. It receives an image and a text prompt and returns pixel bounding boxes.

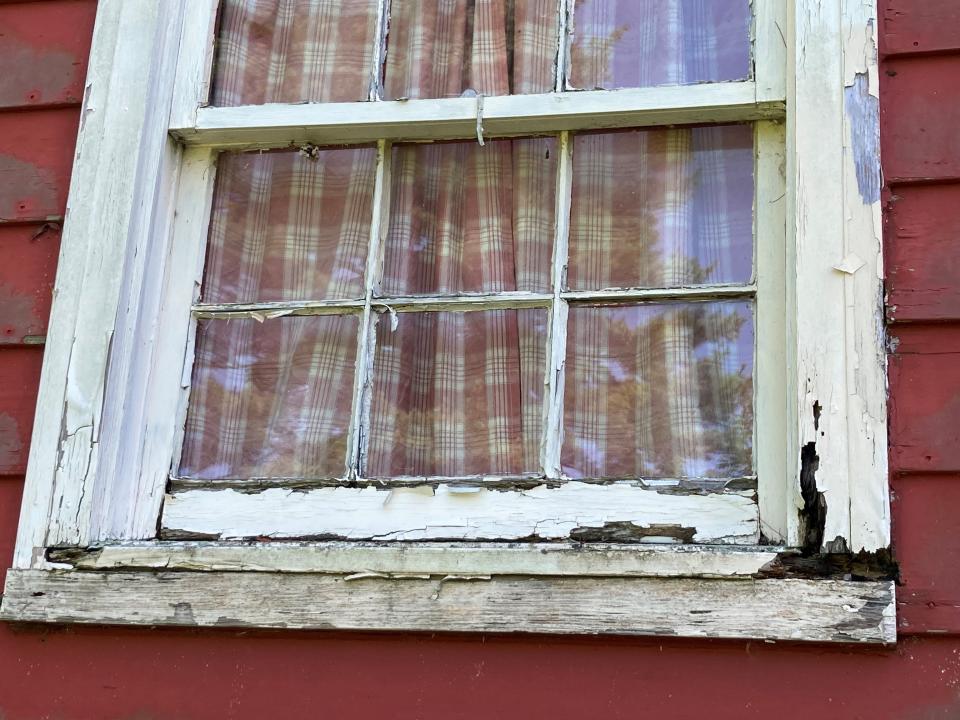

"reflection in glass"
[212,0,380,106]
[203,148,377,304]
[568,125,754,291]
[568,0,751,90]
[383,0,558,99]
[381,138,556,296]
[367,309,547,477]
[179,315,359,480]
[562,301,753,479]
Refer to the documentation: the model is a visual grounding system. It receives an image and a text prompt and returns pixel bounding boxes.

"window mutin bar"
[190,285,757,320]
[172,82,784,150]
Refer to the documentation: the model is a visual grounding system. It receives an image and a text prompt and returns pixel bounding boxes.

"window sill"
[0,542,896,644]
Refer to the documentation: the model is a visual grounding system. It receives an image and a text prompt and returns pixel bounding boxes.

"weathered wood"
[886,184,960,323]
[754,122,789,544]
[50,541,782,578]
[889,351,960,473]
[0,0,96,110]
[0,224,59,345]
[0,348,43,476]
[788,0,888,552]
[892,475,960,636]
[0,108,78,224]
[172,82,785,150]
[0,569,896,644]
[881,57,960,182]
[162,483,759,544]
[881,0,960,56]
[13,0,191,567]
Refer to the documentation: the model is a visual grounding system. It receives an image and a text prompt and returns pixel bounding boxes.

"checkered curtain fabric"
[182,0,754,481]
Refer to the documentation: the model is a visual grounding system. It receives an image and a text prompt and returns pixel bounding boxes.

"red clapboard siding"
[889,342,960,473]
[881,56,960,183]
[0,347,43,476]
[886,183,960,322]
[0,479,22,588]
[893,475,960,635]
[882,0,960,57]
[0,0,96,109]
[0,107,79,223]
[0,223,59,345]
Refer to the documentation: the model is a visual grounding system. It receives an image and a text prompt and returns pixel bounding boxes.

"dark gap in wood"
[758,548,899,583]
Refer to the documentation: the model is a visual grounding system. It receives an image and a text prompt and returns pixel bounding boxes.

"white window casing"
[0,0,894,643]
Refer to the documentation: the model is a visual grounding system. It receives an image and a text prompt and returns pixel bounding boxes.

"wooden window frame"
[0,0,894,644]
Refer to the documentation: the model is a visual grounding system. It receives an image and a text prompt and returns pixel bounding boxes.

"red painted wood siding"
[1,2,960,718]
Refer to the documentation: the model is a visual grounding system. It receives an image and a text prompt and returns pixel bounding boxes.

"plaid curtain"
[568,0,751,90]
[203,149,377,304]
[179,315,358,479]
[213,0,381,105]
[562,126,754,479]
[383,0,558,99]
[369,139,553,475]
[188,1,754,481]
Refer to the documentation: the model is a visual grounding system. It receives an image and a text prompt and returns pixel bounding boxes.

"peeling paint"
[845,72,881,204]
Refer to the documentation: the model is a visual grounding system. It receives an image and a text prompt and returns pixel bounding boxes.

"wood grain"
[0,569,896,644]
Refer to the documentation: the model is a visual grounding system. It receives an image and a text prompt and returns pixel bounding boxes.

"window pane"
[179,315,359,480]
[562,301,753,479]
[367,309,547,477]
[381,138,555,296]
[568,0,751,90]
[383,0,558,100]
[212,0,380,106]
[568,126,753,291]
[203,148,376,304]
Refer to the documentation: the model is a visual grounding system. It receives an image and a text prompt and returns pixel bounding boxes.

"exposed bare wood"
[0,569,896,644]
[166,474,756,494]
[542,131,572,478]
[16,0,191,563]
[161,482,758,544]
[171,83,785,150]
[50,541,782,577]
[191,285,757,320]
[346,139,390,478]
[788,0,888,552]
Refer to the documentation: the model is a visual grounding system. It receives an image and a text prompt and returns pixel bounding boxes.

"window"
[1,0,894,644]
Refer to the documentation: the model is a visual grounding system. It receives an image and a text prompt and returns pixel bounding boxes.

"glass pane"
[568,0,751,90]
[562,301,753,479]
[203,148,377,304]
[179,315,359,480]
[212,0,380,106]
[383,0,558,100]
[568,126,753,291]
[367,308,547,477]
[381,138,555,296]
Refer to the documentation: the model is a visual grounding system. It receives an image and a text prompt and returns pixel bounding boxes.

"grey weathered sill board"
[0,570,896,644]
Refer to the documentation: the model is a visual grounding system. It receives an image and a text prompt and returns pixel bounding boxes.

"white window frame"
[0,0,894,644]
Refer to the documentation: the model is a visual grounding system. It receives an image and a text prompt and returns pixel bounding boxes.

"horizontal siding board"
[0,347,42,475]
[0,479,23,588]
[0,223,59,344]
[889,350,960,472]
[0,0,96,109]
[886,183,960,322]
[881,0,960,56]
[893,475,960,594]
[881,57,960,182]
[0,107,79,222]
